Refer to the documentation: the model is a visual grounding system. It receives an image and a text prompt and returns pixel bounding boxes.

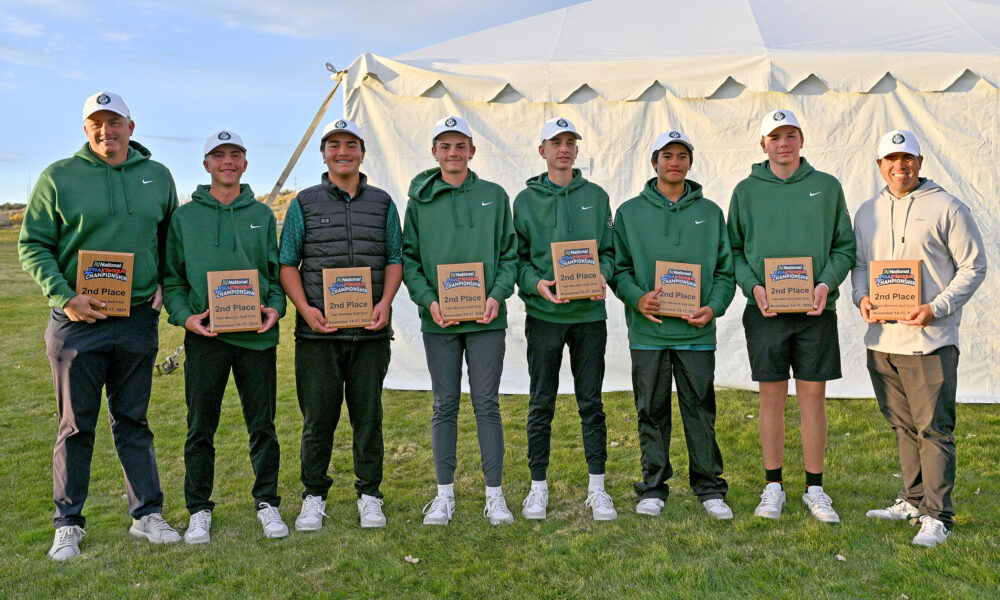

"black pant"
[525,316,608,481]
[183,332,280,513]
[630,349,727,501]
[295,337,390,499]
[45,304,164,527]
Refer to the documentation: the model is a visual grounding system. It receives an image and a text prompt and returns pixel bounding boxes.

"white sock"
[531,480,548,492]
[437,483,454,498]
[589,473,606,492]
[485,485,503,498]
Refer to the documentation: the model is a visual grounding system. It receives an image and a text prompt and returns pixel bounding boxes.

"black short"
[742,304,842,382]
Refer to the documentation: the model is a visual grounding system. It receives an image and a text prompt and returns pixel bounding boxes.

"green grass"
[1,227,998,599]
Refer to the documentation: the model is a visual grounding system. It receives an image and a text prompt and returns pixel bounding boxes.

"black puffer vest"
[296,172,392,341]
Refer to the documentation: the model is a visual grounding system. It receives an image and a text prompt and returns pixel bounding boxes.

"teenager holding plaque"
[402,115,518,526]
[163,131,287,542]
[727,109,855,523]
[851,130,987,546]
[19,91,181,560]
[611,130,735,520]
[278,119,402,530]
[513,117,616,521]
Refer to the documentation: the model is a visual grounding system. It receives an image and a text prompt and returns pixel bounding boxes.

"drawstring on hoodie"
[890,195,914,254]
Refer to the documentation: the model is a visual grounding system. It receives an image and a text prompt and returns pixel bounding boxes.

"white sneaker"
[912,515,950,547]
[754,483,786,519]
[866,499,920,522]
[484,494,515,525]
[802,486,840,524]
[184,510,212,544]
[522,488,548,520]
[422,495,455,526]
[48,525,85,561]
[129,513,181,544]
[358,495,386,528]
[256,503,289,538]
[585,489,618,521]
[636,497,665,516]
[295,495,328,531]
[702,498,734,520]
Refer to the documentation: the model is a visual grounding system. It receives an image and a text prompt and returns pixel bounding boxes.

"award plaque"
[76,250,134,317]
[764,257,814,313]
[869,260,922,320]
[207,270,262,333]
[437,262,486,322]
[323,266,373,328]
[654,261,701,317]
[551,239,603,300]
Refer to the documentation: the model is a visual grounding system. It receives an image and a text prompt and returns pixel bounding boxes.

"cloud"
[140,134,198,144]
[98,31,133,42]
[0,42,49,67]
[0,152,21,162]
[0,12,44,37]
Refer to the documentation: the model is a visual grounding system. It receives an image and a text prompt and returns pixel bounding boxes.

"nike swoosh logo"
[142,179,153,184]
[581,205,594,210]
[809,191,821,196]
[481,202,493,206]
[695,219,706,225]
[250,224,263,229]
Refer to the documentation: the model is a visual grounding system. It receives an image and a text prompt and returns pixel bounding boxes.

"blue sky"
[0,0,578,205]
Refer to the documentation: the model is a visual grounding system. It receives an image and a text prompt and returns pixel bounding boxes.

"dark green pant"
[630,349,727,501]
[183,332,280,513]
[295,338,390,499]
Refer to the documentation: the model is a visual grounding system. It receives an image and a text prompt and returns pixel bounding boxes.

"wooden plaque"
[76,250,134,317]
[764,257,814,313]
[207,270,262,333]
[551,239,603,300]
[869,260,922,321]
[323,267,374,328]
[654,261,701,317]
[437,262,486,322]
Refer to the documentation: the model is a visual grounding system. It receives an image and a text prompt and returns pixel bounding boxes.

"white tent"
[341,0,999,402]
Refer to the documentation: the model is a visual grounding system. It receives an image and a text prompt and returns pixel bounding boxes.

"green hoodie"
[18,142,177,308]
[162,184,286,350]
[611,179,735,346]
[513,170,614,324]
[402,167,517,334]
[727,158,856,308]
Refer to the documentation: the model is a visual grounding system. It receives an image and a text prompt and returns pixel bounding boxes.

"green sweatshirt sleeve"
[162,217,194,327]
[610,209,647,310]
[386,203,403,265]
[265,214,287,316]
[17,173,77,308]
[706,215,736,318]
[401,200,438,309]
[726,188,762,298]
[513,198,544,297]
[489,195,518,302]
[156,175,179,286]
[598,194,614,281]
[815,187,856,291]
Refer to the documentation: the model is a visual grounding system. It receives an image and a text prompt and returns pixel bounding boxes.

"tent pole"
[264,70,344,207]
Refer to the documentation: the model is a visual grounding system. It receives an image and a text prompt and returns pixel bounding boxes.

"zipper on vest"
[345,200,354,265]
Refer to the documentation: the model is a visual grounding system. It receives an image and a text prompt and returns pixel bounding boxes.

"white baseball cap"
[83,91,130,120]
[321,118,364,143]
[204,130,247,155]
[760,109,801,138]
[540,117,582,143]
[652,130,694,154]
[432,115,473,141]
[877,129,921,159]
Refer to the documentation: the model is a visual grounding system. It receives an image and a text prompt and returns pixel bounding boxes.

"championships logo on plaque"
[551,240,602,300]
[437,262,486,322]
[323,267,373,328]
[869,260,922,320]
[654,261,701,317]
[764,257,814,313]
[76,250,134,316]
[207,270,262,332]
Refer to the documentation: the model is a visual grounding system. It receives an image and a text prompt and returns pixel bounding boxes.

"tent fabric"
[341,0,999,402]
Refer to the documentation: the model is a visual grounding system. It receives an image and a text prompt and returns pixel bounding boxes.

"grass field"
[1,228,997,599]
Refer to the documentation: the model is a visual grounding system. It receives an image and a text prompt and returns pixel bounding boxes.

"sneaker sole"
[183,534,210,544]
[128,526,180,544]
[522,512,546,520]
[753,510,782,519]
[489,517,514,525]
[360,520,386,528]
[295,521,322,532]
[592,513,618,521]
[636,508,661,517]
[423,518,450,526]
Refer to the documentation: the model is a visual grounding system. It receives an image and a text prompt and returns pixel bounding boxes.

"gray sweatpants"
[423,329,505,487]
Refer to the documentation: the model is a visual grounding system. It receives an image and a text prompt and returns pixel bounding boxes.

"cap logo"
[445,117,457,127]
[218,131,231,140]
[335,119,347,128]
[669,131,681,139]
[97,94,111,105]
[773,111,786,121]
[892,133,904,144]
[556,118,568,128]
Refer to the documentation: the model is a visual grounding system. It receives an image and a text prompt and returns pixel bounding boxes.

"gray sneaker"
[184,510,212,544]
[866,499,920,522]
[912,515,950,547]
[754,483,785,519]
[521,488,548,520]
[256,503,289,538]
[584,489,618,521]
[358,495,386,528]
[129,513,181,544]
[802,486,840,524]
[295,495,328,531]
[702,498,734,520]
[422,495,455,526]
[484,494,514,525]
[48,525,85,561]
[636,498,664,516]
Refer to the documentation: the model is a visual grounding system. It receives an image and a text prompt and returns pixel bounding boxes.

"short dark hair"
[321,135,365,153]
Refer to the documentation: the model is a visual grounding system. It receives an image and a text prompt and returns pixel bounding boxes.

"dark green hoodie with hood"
[611,179,735,347]
[513,170,614,324]
[19,142,177,308]
[727,158,855,308]
[402,167,517,334]
[162,183,285,350]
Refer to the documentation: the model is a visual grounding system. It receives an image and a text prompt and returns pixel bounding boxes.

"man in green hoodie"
[727,109,855,523]
[513,117,616,521]
[612,129,736,520]
[163,130,288,543]
[19,91,181,561]
[402,115,518,526]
